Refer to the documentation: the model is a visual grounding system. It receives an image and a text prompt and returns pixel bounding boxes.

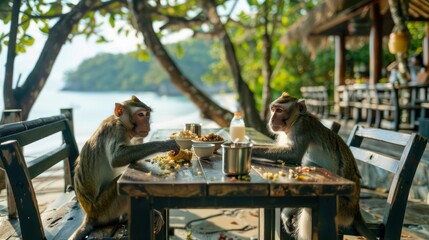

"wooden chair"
[335,85,352,122]
[342,125,427,240]
[320,119,341,134]
[301,86,332,118]
[349,83,370,124]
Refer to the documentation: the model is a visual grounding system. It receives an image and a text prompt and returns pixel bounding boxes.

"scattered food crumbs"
[145,171,152,176]
[152,149,193,175]
[344,236,367,240]
[236,175,251,181]
[263,166,316,181]
[197,171,202,176]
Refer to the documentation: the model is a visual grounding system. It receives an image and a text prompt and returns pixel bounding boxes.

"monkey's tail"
[352,211,377,240]
[68,216,94,240]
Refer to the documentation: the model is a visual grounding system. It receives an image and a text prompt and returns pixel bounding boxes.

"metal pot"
[185,123,202,137]
[222,142,253,176]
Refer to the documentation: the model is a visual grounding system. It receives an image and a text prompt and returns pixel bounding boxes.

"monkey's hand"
[167,149,193,161]
[165,139,180,155]
[153,209,165,234]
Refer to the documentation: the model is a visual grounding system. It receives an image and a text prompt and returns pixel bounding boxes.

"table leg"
[261,208,276,239]
[129,197,154,240]
[156,209,169,240]
[314,196,337,240]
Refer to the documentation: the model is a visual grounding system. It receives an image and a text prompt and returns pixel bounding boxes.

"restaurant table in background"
[117,128,356,240]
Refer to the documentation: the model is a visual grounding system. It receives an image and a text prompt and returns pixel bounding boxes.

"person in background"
[409,53,426,83]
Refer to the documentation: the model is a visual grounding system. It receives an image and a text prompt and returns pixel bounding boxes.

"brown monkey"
[70,96,180,240]
[252,92,375,240]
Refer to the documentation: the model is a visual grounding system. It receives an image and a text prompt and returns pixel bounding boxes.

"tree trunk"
[199,0,268,135]
[4,0,98,120]
[260,1,273,122]
[129,0,233,127]
[388,0,410,83]
[3,0,21,113]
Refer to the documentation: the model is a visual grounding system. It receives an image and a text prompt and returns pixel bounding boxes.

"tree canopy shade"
[2,0,342,134]
[1,0,130,120]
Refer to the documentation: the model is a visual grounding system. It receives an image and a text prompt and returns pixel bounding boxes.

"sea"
[5,87,237,157]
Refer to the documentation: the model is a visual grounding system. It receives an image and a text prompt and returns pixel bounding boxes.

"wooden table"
[117,128,356,240]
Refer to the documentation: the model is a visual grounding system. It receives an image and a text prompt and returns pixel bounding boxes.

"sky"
[0,1,249,91]
[0,20,192,91]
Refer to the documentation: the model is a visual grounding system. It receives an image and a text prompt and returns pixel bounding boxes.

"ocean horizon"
[17,88,237,157]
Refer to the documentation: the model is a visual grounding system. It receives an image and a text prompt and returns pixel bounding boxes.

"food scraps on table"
[197,132,224,141]
[153,149,193,171]
[170,130,198,139]
[262,166,316,181]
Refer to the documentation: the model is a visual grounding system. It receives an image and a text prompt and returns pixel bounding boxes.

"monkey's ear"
[131,95,141,103]
[114,103,124,117]
[297,99,307,114]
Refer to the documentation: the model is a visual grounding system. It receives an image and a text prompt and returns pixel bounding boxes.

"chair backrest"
[320,119,341,134]
[0,115,79,239]
[346,125,427,239]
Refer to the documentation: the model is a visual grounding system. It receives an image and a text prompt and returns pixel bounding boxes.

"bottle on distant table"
[229,112,246,142]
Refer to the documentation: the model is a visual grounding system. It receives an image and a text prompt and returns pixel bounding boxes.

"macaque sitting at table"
[69,96,180,240]
[252,92,376,240]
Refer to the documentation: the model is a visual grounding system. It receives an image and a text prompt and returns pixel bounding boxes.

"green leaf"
[16,44,26,53]
[22,14,30,31]
[109,15,115,28]
[40,23,50,34]
[22,20,30,31]
[137,49,150,61]
[175,43,184,58]
[21,35,35,46]
[4,13,11,24]
[96,36,108,43]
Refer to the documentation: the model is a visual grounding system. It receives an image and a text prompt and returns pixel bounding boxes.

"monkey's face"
[132,108,151,137]
[269,103,293,132]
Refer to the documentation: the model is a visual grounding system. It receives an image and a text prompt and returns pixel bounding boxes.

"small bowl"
[174,138,194,149]
[192,140,225,151]
[192,143,215,159]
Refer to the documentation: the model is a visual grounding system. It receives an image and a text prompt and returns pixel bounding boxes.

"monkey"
[69,95,180,240]
[252,92,376,240]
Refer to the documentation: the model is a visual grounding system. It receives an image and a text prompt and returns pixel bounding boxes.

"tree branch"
[199,0,268,134]
[158,12,208,31]
[16,0,99,119]
[129,0,232,126]
[192,30,218,40]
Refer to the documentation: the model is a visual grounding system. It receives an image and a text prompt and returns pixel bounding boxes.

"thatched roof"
[281,0,429,54]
